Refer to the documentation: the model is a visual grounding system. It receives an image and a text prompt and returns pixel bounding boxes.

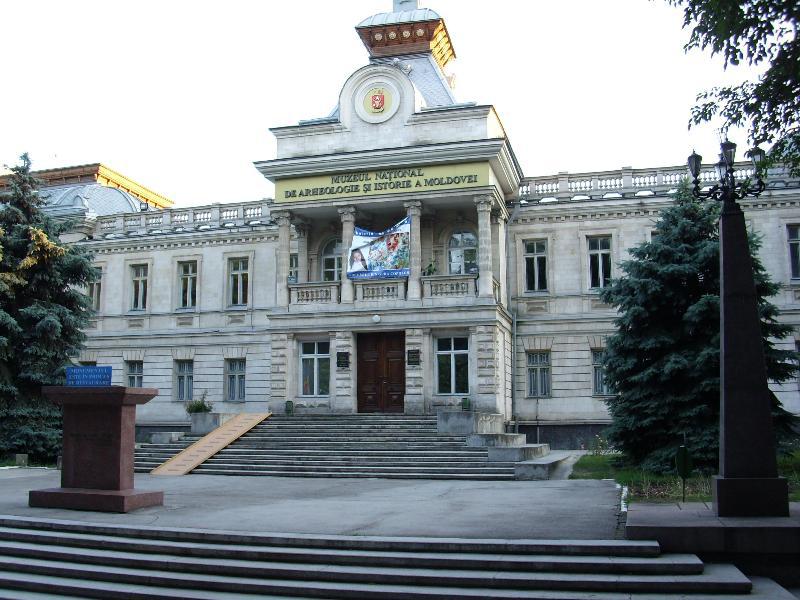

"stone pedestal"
[29,386,163,513]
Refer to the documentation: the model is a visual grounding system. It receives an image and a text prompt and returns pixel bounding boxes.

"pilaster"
[404,328,425,414]
[333,330,356,413]
[295,221,309,283]
[404,201,422,300]
[339,206,356,304]
[273,210,292,308]
[474,196,494,298]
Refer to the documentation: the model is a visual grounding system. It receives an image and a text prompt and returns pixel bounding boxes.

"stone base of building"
[518,422,607,450]
[29,487,164,513]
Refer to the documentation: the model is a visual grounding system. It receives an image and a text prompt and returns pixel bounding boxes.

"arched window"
[448,231,478,275]
[321,238,343,281]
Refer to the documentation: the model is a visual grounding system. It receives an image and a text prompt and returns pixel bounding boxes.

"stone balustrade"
[354,279,407,301]
[289,281,340,304]
[422,274,478,298]
[520,162,793,201]
[95,200,271,237]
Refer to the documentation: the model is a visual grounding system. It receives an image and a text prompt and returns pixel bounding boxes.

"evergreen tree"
[599,181,798,472]
[0,154,98,408]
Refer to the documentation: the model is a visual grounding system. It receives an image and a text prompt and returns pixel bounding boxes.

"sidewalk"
[0,468,621,540]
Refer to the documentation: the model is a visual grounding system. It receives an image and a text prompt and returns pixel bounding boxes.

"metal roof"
[357,8,440,28]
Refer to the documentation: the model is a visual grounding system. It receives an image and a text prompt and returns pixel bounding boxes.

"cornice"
[255,138,522,195]
[83,230,278,254]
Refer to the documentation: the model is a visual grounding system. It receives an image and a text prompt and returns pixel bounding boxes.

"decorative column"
[404,201,422,300]
[474,196,494,298]
[273,210,291,308]
[492,212,508,306]
[339,206,356,303]
[295,221,309,283]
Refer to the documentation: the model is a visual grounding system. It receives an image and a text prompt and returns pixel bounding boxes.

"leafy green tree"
[0,154,98,408]
[669,0,800,175]
[599,181,797,472]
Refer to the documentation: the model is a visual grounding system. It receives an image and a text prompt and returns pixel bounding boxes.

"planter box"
[190,413,237,435]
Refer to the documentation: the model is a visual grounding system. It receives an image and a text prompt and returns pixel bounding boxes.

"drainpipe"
[505,197,529,434]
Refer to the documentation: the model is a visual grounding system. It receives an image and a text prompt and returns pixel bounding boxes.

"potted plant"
[185,392,216,434]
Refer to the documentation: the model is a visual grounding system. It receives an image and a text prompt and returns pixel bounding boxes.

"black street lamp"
[686,141,789,517]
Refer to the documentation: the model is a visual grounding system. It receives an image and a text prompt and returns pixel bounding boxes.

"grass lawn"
[570,451,800,503]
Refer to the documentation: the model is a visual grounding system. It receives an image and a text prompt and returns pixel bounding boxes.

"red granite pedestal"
[29,386,163,513]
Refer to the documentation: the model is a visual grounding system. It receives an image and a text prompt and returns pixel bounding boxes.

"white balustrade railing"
[422,274,478,298]
[95,200,271,236]
[355,279,406,301]
[519,162,792,201]
[289,281,340,304]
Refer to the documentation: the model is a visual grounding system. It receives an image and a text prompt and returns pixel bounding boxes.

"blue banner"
[347,217,410,280]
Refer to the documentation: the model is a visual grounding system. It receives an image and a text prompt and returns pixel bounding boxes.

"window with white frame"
[178,261,197,308]
[321,239,342,282]
[288,253,299,283]
[527,352,550,397]
[588,236,612,289]
[88,267,102,311]
[131,264,148,310]
[228,258,249,306]
[436,337,469,394]
[789,225,800,279]
[175,360,193,401]
[448,231,478,275]
[524,240,548,292]
[225,359,246,402]
[301,341,330,396]
[592,350,613,396]
[126,361,143,387]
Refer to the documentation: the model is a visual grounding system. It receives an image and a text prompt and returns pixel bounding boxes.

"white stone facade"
[67,3,800,446]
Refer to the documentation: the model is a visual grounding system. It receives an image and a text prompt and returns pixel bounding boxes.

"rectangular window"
[88,267,102,311]
[789,226,800,278]
[588,236,612,289]
[436,336,469,394]
[592,350,613,396]
[300,341,330,396]
[126,361,143,388]
[527,352,551,397]
[229,258,249,306]
[225,359,246,402]
[178,261,197,308]
[131,264,148,310]
[524,240,548,291]
[175,360,193,401]
[288,253,298,283]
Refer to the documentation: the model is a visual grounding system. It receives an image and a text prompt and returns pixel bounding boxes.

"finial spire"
[393,0,418,11]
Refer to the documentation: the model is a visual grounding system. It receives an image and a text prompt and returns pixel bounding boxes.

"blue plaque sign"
[65,366,112,387]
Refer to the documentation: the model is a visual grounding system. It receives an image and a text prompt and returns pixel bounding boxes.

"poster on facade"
[347,216,410,279]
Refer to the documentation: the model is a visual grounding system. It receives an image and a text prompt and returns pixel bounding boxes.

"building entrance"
[357,331,405,413]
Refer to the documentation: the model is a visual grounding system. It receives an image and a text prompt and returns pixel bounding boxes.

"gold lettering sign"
[276,162,490,203]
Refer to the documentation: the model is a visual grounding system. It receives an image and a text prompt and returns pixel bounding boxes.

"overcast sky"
[1,0,758,207]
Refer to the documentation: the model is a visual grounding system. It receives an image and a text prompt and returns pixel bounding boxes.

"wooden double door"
[357,332,405,413]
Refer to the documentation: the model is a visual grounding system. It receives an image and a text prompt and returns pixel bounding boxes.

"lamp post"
[687,141,789,517]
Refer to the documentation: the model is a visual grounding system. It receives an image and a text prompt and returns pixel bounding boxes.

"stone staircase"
[136,415,519,480]
[0,515,793,599]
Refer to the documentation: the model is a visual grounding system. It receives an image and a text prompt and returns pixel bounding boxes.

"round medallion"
[374,32,383,41]
[388,31,397,40]
[402,30,411,39]
[354,79,401,124]
[416,28,425,37]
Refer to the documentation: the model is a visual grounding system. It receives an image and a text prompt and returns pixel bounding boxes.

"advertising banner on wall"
[347,217,410,280]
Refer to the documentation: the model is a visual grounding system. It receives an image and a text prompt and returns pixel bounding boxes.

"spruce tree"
[0,154,98,408]
[599,181,798,472]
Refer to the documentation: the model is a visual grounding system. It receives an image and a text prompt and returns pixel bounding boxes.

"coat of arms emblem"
[370,91,385,112]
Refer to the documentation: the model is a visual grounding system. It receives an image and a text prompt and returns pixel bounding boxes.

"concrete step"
[0,554,757,597]
[187,468,516,479]
[192,462,516,473]
[515,451,574,481]
[202,457,506,466]
[0,526,700,573]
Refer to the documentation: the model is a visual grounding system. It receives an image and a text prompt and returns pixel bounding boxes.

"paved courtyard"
[0,467,621,539]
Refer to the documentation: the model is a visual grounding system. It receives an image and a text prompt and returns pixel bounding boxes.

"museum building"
[29,1,800,446]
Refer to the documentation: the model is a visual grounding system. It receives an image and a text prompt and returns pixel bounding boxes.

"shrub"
[185,391,213,414]
[0,404,62,462]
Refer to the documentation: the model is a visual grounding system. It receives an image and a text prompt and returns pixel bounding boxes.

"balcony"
[286,274,496,311]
